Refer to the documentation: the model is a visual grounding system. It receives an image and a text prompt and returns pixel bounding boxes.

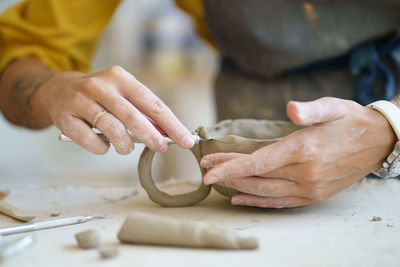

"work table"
[0,178,399,267]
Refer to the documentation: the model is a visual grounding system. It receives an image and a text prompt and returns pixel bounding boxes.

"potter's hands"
[200,97,397,208]
[41,66,194,154]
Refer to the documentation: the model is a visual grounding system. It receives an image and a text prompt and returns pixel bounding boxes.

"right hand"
[38,65,195,155]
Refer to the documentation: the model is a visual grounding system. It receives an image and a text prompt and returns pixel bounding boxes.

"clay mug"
[138,119,303,207]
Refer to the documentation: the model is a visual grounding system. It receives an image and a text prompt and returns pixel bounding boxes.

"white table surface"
[0,178,399,267]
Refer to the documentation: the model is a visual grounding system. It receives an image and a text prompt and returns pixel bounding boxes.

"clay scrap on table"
[75,229,101,249]
[99,246,119,259]
[0,190,10,201]
[118,212,258,250]
[0,201,36,222]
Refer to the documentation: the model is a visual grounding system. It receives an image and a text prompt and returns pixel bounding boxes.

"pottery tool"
[0,215,104,236]
[0,235,35,262]
[59,132,203,144]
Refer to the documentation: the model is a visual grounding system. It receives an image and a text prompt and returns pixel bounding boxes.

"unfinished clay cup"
[138,119,303,207]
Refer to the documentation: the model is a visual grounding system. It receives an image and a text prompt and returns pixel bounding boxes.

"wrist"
[28,70,57,128]
[367,100,400,177]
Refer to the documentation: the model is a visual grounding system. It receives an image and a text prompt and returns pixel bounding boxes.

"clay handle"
[138,146,211,207]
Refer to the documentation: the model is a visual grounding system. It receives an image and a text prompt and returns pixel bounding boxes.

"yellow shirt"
[0,0,207,73]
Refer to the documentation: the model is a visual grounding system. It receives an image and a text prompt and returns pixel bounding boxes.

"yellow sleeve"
[0,0,120,73]
[175,0,215,46]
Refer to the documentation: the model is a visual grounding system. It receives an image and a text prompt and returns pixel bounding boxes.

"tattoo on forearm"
[10,71,54,127]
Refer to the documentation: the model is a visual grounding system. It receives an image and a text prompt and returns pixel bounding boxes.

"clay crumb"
[75,230,101,249]
[0,189,10,200]
[99,246,119,259]
[50,212,60,217]
[370,216,382,222]
[386,224,394,228]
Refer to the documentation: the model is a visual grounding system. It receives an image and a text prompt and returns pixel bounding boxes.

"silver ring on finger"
[92,109,107,128]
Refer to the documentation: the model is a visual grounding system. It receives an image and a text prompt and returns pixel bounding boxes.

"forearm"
[0,57,55,129]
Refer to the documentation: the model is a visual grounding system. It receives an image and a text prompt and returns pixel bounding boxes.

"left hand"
[200,97,396,208]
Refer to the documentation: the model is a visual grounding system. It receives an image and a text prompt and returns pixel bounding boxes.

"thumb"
[286,97,347,125]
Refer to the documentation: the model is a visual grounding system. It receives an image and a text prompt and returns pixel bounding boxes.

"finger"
[263,161,358,184]
[102,67,195,149]
[56,115,110,155]
[200,152,245,168]
[88,85,169,153]
[217,177,302,198]
[203,139,302,185]
[287,97,347,125]
[130,89,195,149]
[231,194,314,208]
[72,98,134,155]
[91,112,134,155]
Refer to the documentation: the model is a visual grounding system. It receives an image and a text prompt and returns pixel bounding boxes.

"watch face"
[388,156,400,177]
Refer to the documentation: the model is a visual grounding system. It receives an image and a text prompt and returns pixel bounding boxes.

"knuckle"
[108,65,125,77]
[149,97,168,116]
[120,108,138,126]
[103,117,124,133]
[53,110,70,125]
[141,131,164,151]
[302,167,320,182]
[81,77,102,94]
[69,91,86,105]
[308,183,327,202]
[243,154,265,175]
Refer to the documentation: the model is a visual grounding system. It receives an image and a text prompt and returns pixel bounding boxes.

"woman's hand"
[0,58,194,155]
[200,97,396,208]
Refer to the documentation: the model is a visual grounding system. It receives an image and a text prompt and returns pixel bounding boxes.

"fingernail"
[159,144,168,153]
[200,159,212,168]
[232,197,244,206]
[182,134,195,148]
[204,175,219,185]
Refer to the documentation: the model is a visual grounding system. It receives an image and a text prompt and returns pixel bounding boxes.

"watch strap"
[367,100,400,140]
[367,100,400,178]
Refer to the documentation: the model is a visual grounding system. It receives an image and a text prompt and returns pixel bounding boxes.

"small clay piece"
[370,216,382,222]
[139,119,303,207]
[0,201,36,222]
[99,246,119,259]
[117,212,258,249]
[0,189,10,200]
[50,212,60,217]
[75,229,101,249]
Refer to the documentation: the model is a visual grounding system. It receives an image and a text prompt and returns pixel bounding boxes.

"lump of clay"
[75,229,101,249]
[117,212,258,250]
[139,119,304,207]
[99,246,119,259]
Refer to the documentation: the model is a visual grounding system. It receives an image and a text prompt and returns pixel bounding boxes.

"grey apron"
[203,0,400,120]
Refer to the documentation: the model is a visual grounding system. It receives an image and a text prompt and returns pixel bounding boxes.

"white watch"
[367,100,400,178]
